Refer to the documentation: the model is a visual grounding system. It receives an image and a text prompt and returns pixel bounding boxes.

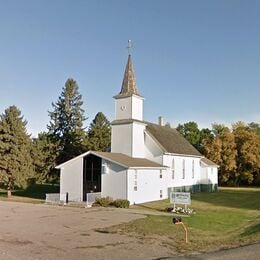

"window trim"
[172,159,175,179]
[182,159,185,179]
[192,160,195,179]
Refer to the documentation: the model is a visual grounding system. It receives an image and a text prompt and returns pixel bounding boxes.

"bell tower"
[113,54,144,121]
[111,47,146,158]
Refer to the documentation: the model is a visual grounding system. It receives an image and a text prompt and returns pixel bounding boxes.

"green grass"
[0,183,59,203]
[104,187,260,252]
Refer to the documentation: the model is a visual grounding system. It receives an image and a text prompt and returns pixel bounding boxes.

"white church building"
[56,54,218,205]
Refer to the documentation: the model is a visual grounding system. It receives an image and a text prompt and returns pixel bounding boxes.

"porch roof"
[201,157,218,167]
[56,151,167,169]
[94,151,166,169]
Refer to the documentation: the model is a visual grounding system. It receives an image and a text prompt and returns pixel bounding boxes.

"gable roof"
[94,151,166,168]
[56,151,166,169]
[201,157,218,167]
[146,123,202,157]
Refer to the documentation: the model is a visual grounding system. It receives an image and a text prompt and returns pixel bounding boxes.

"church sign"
[170,192,191,208]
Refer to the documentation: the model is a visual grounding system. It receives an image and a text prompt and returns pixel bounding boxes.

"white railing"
[45,193,67,204]
[86,192,101,207]
[46,193,60,203]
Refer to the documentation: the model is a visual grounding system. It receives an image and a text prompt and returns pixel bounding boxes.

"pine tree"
[88,112,111,152]
[31,132,59,183]
[0,106,34,196]
[48,78,88,164]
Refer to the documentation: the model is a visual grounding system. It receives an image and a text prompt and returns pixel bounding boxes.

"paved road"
[162,243,260,260]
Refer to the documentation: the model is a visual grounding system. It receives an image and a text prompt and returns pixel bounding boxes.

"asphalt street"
[162,243,260,260]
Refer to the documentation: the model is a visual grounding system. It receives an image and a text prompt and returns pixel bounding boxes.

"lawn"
[0,183,59,203]
[104,187,260,252]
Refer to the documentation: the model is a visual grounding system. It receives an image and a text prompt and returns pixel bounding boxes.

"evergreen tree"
[0,106,34,196]
[88,112,111,151]
[31,132,59,183]
[48,78,88,164]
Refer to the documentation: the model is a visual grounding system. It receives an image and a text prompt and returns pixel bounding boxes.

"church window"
[160,190,163,198]
[182,159,185,179]
[134,170,138,191]
[192,160,195,178]
[160,170,163,178]
[172,159,175,179]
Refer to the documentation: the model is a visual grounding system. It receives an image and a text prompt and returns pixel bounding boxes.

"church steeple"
[111,47,146,158]
[114,54,141,98]
[119,54,139,96]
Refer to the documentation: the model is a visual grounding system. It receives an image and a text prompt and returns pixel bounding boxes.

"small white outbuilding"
[56,54,218,205]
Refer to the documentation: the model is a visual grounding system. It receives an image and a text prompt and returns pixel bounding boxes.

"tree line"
[0,79,110,195]
[176,121,260,186]
[0,78,259,195]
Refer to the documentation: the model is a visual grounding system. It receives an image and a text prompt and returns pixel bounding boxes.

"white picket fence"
[86,192,101,207]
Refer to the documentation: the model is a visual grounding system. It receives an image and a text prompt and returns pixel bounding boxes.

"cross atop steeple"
[127,40,132,55]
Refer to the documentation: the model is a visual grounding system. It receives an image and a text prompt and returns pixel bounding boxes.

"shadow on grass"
[192,188,260,210]
[0,184,60,200]
[240,222,260,237]
[132,203,166,213]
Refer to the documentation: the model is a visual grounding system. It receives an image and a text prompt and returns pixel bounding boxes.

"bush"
[112,199,130,208]
[166,206,195,215]
[94,197,130,208]
[95,196,113,207]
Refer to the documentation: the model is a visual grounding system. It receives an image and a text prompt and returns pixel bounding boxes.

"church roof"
[56,150,166,169]
[110,119,202,157]
[114,55,141,99]
[201,157,218,166]
[146,123,202,157]
[94,151,166,168]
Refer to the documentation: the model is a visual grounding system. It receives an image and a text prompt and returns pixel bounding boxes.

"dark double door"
[83,154,101,201]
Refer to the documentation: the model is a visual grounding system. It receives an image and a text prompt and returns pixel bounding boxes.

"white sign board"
[170,192,191,205]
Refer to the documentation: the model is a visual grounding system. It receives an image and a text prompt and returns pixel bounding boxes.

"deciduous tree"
[232,123,260,185]
[203,126,237,185]
[176,121,201,149]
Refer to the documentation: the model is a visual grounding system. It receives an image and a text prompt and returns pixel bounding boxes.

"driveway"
[0,201,175,260]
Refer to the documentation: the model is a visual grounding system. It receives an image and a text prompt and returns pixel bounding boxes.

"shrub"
[95,196,113,207]
[112,199,130,208]
[166,206,195,215]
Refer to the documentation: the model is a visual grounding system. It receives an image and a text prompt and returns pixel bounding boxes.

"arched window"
[182,159,185,179]
[172,159,175,179]
[192,160,195,178]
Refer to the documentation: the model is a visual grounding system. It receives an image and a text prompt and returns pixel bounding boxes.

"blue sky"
[0,0,259,136]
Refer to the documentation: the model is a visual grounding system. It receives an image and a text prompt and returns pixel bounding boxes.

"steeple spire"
[118,54,139,97]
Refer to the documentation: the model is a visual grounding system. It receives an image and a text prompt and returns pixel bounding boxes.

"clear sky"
[0,0,259,136]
